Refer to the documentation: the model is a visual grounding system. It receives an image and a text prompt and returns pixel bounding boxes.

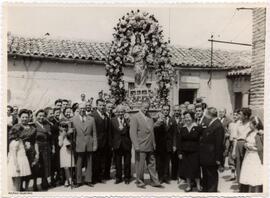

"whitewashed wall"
[8,57,240,114]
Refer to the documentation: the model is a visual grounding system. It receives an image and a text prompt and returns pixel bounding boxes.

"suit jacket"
[92,110,111,149]
[154,116,177,153]
[199,118,224,166]
[111,117,132,151]
[130,112,156,152]
[71,114,97,153]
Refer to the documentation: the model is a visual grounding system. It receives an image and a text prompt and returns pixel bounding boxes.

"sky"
[6,4,253,51]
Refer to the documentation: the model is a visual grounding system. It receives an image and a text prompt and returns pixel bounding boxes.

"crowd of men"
[7,93,264,193]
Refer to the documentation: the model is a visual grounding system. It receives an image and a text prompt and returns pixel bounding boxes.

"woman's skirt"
[181,151,200,179]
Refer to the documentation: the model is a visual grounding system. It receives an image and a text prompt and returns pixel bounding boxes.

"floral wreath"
[105,10,176,105]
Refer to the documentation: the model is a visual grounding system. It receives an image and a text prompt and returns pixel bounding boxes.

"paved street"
[46,166,239,193]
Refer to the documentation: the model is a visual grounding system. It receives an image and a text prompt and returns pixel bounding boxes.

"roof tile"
[7,33,251,69]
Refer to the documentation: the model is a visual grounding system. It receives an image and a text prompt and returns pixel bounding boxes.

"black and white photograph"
[1,2,269,196]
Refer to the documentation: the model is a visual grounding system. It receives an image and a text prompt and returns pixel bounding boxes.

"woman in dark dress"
[16,109,39,191]
[177,111,202,192]
[35,109,52,190]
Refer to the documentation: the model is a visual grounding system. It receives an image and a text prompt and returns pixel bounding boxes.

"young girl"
[58,122,75,187]
[239,116,264,192]
[8,125,31,191]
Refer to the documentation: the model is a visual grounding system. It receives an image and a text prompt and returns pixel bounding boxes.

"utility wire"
[217,9,238,37]
[230,21,251,42]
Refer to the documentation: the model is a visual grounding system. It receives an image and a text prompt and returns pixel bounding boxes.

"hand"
[173,146,177,152]
[93,146,97,152]
[25,141,31,150]
[178,154,183,160]
[135,147,140,152]
[216,161,221,166]
[52,146,55,154]
[35,153,39,161]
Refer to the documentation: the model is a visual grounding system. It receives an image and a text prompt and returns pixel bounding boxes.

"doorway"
[234,92,243,110]
[179,89,197,104]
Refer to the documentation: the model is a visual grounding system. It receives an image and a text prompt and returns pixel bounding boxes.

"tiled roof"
[7,34,251,69]
[227,68,251,76]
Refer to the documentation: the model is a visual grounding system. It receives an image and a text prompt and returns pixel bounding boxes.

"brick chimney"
[250,8,266,120]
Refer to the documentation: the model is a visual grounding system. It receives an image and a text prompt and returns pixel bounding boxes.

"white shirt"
[97,110,104,119]
[228,120,241,140]
[236,121,251,140]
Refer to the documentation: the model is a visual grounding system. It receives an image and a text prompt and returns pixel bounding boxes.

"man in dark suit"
[199,107,224,192]
[45,107,62,186]
[71,103,97,187]
[154,104,177,184]
[92,99,111,183]
[218,108,232,170]
[130,101,163,189]
[171,105,182,181]
[111,105,132,184]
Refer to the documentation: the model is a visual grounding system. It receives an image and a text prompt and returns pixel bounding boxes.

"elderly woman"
[110,105,132,184]
[15,109,39,191]
[35,109,52,190]
[177,111,202,192]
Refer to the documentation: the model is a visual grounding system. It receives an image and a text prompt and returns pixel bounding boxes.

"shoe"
[184,186,192,192]
[33,185,38,191]
[114,179,122,184]
[124,179,130,184]
[137,182,146,188]
[163,180,170,184]
[150,183,164,188]
[64,181,70,187]
[86,182,94,187]
[73,183,82,188]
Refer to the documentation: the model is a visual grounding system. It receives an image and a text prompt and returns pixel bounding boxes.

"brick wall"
[250,8,266,119]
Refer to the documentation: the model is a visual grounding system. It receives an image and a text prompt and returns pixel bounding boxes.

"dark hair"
[54,99,62,105]
[195,104,203,110]
[44,107,53,116]
[96,99,105,105]
[72,103,79,113]
[202,102,207,110]
[35,109,45,117]
[233,109,240,114]
[53,107,61,114]
[18,109,30,117]
[183,111,195,120]
[240,107,252,119]
[207,107,218,118]
[195,98,203,103]
[162,104,171,110]
[7,105,13,112]
[62,99,68,103]
[63,107,72,116]
[250,116,264,130]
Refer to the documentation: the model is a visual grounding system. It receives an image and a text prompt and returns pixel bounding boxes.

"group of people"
[7,93,264,193]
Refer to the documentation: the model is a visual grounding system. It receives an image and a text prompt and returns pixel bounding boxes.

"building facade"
[7,34,252,114]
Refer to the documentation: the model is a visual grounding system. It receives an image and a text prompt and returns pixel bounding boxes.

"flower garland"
[105,10,176,105]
